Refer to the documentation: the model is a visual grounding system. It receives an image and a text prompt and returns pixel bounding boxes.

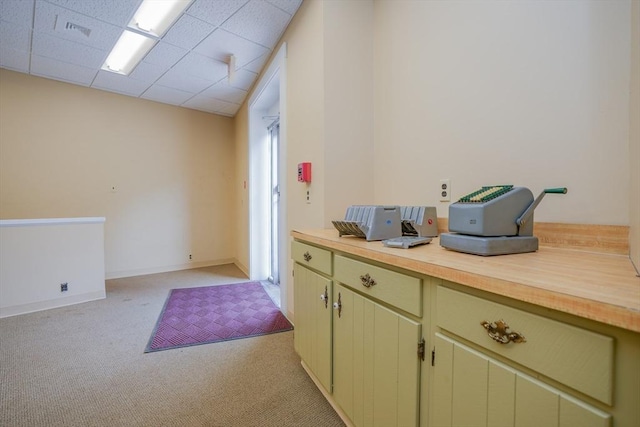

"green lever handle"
[544,187,568,194]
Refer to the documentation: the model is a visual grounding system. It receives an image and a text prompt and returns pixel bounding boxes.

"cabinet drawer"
[334,255,422,317]
[292,241,332,276]
[437,286,614,405]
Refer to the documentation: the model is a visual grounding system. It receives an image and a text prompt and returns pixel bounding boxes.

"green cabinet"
[292,236,638,427]
[293,263,333,393]
[432,333,611,427]
[332,283,421,427]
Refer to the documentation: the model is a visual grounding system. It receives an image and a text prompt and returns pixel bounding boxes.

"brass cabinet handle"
[359,273,377,288]
[481,319,526,344]
[320,286,328,309]
[333,292,342,317]
[303,251,312,262]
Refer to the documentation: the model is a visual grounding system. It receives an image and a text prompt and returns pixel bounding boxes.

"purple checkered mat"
[145,281,293,352]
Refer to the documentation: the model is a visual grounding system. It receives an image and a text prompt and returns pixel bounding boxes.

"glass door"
[268,120,280,285]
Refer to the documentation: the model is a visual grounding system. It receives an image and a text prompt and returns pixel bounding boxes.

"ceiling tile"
[171,51,228,82]
[92,70,153,96]
[228,68,257,91]
[43,0,140,26]
[34,1,122,51]
[0,0,34,26]
[186,0,248,27]
[243,53,269,73]
[0,46,30,72]
[221,0,291,48]
[142,84,194,105]
[193,28,269,68]
[183,95,239,116]
[30,54,96,86]
[0,19,31,52]
[156,68,214,93]
[266,0,303,16]
[200,80,247,104]
[142,41,187,67]
[129,61,168,83]
[32,32,107,68]
[162,13,215,51]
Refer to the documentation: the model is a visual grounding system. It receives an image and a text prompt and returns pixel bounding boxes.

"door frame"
[248,43,288,313]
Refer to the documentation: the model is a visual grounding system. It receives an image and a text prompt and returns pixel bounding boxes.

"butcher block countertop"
[291,228,640,333]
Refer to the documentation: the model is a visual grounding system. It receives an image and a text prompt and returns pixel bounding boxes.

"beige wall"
[234,102,250,275]
[0,70,236,278]
[323,0,375,225]
[234,0,639,319]
[373,0,632,225]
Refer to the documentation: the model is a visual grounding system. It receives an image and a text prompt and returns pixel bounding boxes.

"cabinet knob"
[303,251,312,262]
[359,273,377,288]
[481,319,526,344]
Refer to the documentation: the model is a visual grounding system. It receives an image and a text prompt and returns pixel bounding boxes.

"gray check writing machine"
[332,205,438,248]
[440,185,567,256]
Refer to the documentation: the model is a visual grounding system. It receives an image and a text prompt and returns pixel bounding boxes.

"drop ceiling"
[0,0,302,117]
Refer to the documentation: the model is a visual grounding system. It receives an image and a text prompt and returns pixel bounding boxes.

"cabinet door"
[432,333,611,427]
[333,283,421,427]
[293,263,332,392]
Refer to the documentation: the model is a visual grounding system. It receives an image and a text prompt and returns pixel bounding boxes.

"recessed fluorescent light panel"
[102,30,156,75]
[129,0,192,38]
[102,0,191,75]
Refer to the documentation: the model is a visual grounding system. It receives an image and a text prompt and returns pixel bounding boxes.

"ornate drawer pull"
[320,286,328,308]
[303,251,312,262]
[481,319,526,344]
[359,273,377,288]
[333,292,342,317]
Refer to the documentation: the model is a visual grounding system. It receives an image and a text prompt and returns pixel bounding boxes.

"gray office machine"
[440,186,567,256]
[401,206,439,237]
[332,205,403,241]
[332,205,439,242]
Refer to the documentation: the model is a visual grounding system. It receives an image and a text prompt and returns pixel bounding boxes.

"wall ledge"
[0,217,106,227]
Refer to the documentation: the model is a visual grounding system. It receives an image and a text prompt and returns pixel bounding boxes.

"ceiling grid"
[0,0,302,117]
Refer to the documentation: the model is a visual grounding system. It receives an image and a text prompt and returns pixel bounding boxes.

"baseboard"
[300,360,354,427]
[0,290,106,319]
[233,258,249,277]
[105,258,237,280]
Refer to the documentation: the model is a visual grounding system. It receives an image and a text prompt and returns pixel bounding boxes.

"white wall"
[373,0,632,225]
[0,218,105,317]
[0,70,237,278]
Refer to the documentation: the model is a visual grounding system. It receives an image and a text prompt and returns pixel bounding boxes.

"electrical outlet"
[60,282,68,292]
[306,189,311,204]
[189,254,192,260]
[440,179,451,202]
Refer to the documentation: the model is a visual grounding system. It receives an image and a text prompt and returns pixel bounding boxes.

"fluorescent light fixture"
[101,30,156,75]
[102,0,191,75]
[129,0,192,38]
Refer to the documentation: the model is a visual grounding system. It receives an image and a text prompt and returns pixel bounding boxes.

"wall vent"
[54,15,92,39]
[64,21,91,38]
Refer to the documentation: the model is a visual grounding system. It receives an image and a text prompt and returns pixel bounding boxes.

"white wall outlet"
[306,189,311,204]
[440,179,451,202]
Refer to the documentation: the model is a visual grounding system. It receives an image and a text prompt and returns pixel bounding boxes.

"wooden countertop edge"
[291,230,640,333]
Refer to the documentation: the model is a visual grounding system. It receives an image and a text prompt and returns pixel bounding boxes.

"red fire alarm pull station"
[298,162,311,183]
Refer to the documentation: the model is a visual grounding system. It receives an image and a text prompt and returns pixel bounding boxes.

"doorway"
[248,43,288,315]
